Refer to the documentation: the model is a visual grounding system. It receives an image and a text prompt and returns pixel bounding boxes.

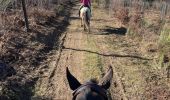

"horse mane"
[85,78,98,84]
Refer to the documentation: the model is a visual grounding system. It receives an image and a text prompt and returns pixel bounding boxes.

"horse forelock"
[73,80,107,100]
[85,79,98,84]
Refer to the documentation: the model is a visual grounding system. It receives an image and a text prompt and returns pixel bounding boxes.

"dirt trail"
[51,6,87,99]
[34,1,155,100]
[34,3,88,99]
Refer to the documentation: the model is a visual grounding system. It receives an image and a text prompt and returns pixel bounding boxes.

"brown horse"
[66,66,113,100]
[80,7,91,33]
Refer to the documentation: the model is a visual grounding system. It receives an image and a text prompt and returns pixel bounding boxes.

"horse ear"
[66,67,81,90]
[99,66,113,90]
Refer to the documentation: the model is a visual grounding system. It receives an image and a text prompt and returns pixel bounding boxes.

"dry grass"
[158,22,170,68]
[84,36,104,80]
[114,8,129,27]
[0,0,71,99]
[28,8,56,25]
[93,1,170,99]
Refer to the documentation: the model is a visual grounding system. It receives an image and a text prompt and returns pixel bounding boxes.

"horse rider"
[79,0,91,17]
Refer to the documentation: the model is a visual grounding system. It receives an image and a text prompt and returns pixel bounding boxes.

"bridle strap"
[72,83,108,100]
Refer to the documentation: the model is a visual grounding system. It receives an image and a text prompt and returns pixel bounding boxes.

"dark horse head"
[66,66,113,100]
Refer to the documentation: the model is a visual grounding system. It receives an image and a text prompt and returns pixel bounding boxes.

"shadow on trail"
[63,46,152,60]
[31,10,70,52]
[30,0,79,53]
[26,1,74,69]
[96,26,127,35]
[32,96,52,100]
[92,19,113,22]
[70,16,80,20]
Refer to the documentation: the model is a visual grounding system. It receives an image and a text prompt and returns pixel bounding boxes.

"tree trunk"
[21,0,30,32]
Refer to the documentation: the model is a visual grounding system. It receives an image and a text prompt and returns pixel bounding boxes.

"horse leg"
[84,15,89,32]
[84,18,86,31]
[82,17,85,31]
[87,20,90,33]
[81,18,83,27]
[82,14,87,31]
[84,25,86,31]
[85,15,90,33]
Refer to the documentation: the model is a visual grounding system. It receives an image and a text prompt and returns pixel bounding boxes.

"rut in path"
[34,1,156,100]
[34,2,88,99]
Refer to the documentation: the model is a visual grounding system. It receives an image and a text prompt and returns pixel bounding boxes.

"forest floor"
[0,0,169,100]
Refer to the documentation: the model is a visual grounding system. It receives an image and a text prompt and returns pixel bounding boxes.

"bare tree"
[21,0,30,32]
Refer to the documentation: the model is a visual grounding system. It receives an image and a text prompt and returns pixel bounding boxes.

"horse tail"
[86,11,88,23]
[82,12,86,24]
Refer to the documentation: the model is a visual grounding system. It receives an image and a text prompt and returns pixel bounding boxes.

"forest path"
[34,1,153,100]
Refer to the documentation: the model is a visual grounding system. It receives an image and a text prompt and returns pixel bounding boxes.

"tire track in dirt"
[109,58,128,100]
[33,1,86,99]
[86,34,128,100]
[83,8,129,100]
[52,26,86,99]
[44,3,87,99]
